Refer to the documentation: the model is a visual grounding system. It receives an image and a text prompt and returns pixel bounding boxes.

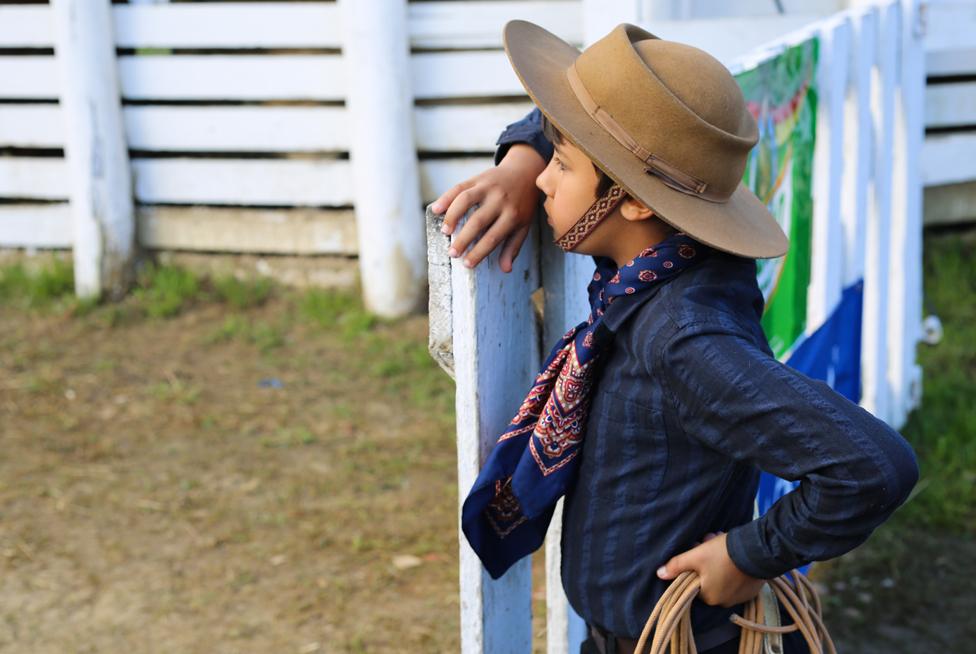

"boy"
[447,21,919,654]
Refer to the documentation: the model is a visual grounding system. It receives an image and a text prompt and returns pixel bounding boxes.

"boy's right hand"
[431,143,547,273]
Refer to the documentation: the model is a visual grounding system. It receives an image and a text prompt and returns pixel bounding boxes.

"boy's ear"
[619,196,656,222]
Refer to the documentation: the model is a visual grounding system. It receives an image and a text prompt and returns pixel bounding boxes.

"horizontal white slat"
[922,132,976,186]
[0,104,63,148]
[138,206,358,255]
[118,55,346,101]
[0,203,71,248]
[131,157,352,205]
[923,180,976,226]
[0,153,497,205]
[925,1,976,76]
[0,6,50,48]
[0,52,527,101]
[411,51,523,100]
[416,103,534,151]
[0,103,532,152]
[0,57,58,100]
[0,157,66,200]
[926,81,976,128]
[0,2,580,50]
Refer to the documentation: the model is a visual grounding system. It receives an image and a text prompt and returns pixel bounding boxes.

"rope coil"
[634,569,837,654]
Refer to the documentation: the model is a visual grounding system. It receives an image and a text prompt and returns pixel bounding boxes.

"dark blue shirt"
[495,108,920,641]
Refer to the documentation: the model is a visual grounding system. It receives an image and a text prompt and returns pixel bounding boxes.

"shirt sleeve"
[493,106,553,166]
[659,324,920,580]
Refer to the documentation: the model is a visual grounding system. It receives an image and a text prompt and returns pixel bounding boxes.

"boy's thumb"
[657,555,685,580]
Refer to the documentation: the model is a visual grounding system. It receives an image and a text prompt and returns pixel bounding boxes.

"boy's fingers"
[449,201,500,261]
[498,223,531,273]
[461,216,515,269]
[436,181,478,234]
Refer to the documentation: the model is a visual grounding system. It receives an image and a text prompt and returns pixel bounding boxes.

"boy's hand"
[656,531,766,608]
[431,143,546,273]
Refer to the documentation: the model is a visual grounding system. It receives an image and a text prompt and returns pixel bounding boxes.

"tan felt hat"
[502,20,789,259]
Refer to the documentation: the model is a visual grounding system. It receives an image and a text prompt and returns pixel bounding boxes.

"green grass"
[0,258,76,309]
[896,227,976,533]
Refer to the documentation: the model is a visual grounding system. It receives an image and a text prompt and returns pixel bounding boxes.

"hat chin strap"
[554,183,627,252]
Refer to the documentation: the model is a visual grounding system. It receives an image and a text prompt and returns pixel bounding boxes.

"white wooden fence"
[426,0,936,652]
[0,0,969,312]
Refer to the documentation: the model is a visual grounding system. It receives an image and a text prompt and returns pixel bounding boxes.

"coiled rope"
[633,569,837,654]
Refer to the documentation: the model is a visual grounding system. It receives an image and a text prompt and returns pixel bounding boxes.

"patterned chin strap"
[555,183,628,252]
[460,230,713,580]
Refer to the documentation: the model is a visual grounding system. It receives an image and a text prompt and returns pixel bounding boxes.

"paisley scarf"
[460,229,713,579]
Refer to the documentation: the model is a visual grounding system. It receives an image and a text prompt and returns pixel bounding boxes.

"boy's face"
[535,138,604,254]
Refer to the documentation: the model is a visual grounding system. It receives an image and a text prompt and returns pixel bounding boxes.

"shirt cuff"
[725,519,799,580]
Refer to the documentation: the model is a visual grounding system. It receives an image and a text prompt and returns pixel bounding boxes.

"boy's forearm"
[662,327,920,580]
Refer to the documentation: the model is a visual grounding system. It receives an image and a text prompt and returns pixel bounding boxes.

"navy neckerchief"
[461,231,714,579]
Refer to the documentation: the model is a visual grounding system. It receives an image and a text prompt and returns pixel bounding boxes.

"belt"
[590,617,739,654]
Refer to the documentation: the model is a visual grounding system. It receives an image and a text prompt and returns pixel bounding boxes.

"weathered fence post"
[51,0,135,301]
[338,0,427,318]
[427,205,542,653]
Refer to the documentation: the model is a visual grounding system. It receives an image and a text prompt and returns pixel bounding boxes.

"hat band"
[565,62,728,203]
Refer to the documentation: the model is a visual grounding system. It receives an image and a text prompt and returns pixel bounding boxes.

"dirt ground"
[1,261,973,653]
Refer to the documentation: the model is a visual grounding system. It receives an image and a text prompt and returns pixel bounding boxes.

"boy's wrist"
[497,142,547,173]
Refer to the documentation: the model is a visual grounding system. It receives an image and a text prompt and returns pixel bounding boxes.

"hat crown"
[632,39,751,139]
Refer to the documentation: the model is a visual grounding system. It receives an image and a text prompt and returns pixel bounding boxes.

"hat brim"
[502,20,789,259]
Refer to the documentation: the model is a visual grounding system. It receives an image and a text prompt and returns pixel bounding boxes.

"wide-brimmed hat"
[502,20,789,259]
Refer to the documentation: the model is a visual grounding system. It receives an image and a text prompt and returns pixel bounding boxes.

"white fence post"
[426,205,542,654]
[51,0,135,300]
[338,0,427,318]
[860,0,901,425]
[887,0,926,426]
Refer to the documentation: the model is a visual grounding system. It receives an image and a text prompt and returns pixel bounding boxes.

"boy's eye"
[554,157,566,171]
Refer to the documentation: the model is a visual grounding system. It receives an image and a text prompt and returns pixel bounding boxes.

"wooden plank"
[808,16,850,333]
[0,157,68,200]
[137,206,357,255]
[922,133,976,186]
[447,200,540,654]
[0,6,51,48]
[0,56,59,100]
[0,203,71,248]
[1,51,526,105]
[0,1,580,50]
[924,1,976,76]
[52,0,137,301]
[925,81,976,129]
[339,0,426,317]
[886,0,926,428]
[0,104,526,153]
[409,1,580,49]
[923,180,976,226]
[840,6,877,287]
[0,103,532,153]
[0,105,63,149]
[117,55,346,101]
[1,156,495,206]
[130,157,354,206]
[411,51,525,100]
[860,0,899,424]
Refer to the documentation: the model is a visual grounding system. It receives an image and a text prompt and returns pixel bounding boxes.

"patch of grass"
[299,287,379,339]
[897,227,976,533]
[260,426,317,449]
[0,258,75,308]
[212,273,274,310]
[133,262,202,319]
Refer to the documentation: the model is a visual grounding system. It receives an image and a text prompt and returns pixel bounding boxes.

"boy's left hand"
[656,531,766,608]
